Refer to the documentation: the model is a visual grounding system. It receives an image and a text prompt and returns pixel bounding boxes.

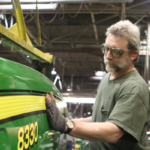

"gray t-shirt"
[90,69,150,150]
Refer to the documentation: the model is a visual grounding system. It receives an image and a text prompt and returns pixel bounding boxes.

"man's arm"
[74,117,92,122]
[45,92,124,143]
[68,119,124,143]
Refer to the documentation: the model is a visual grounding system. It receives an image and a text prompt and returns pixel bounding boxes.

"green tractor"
[0,58,66,150]
[0,1,67,149]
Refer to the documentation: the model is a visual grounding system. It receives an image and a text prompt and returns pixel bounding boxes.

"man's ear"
[131,51,138,61]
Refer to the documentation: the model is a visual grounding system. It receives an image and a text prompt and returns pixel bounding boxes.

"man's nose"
[105,50,113,59]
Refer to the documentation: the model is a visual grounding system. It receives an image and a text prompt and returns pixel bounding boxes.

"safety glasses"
[100,43,130,58]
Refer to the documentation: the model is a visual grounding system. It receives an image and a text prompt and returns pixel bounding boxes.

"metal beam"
[47,48,103,57]
[26,26,39,45]
[46,39,105,44]
[29,13,52,48]
[64,26,75,48]
[75,27,88,40]
[10,15,14,27]
[0,48,103,57]
[4,14,8,28]
[127,0,150,9]
[57,58,67,89]
[121,3,126,20]
[75,12,100,41]
[4,9,150,16]
[131,16,147,24]
[134,14,147,25]
[51,14,118,42]
[73,104,79,117]
[11,0,27,41]
[0,24,53,62]
[91,13,99,43]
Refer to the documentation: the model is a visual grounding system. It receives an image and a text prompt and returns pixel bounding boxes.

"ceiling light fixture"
[66,85,72,92]
[95,71,106,77]
[87,112,91,115]
[0,0,58,3]
[51,68,56,75]
[63,97,95,104]
[0,3,57,10]
[67,88,72,92]
[90,76,103,80]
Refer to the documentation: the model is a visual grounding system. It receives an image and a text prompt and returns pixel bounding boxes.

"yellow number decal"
[17,121,38,150]
[24,125,29,150]
[17,127,24,150]
[35,121,38,143]
[29,123,35,147]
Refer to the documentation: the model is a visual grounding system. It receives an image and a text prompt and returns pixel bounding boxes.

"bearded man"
[45,20,150,150]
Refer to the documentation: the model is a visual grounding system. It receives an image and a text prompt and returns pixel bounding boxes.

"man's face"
[104,34,133,73]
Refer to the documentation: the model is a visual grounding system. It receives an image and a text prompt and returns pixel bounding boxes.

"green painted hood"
[0,57,63,100]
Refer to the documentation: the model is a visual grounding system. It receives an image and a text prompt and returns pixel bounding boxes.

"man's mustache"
[104,58,114,65]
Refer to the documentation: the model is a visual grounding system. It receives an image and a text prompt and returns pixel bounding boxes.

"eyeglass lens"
[101,45,122,58]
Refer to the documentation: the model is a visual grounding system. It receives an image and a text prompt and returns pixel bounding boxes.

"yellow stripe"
[0,95,46,120]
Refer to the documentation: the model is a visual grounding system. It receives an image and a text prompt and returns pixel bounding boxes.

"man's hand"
[45,92,66,133]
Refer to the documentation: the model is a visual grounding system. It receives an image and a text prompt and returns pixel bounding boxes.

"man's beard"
[104,56,132,73]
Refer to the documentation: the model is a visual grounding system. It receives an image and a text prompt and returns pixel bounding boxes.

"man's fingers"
[45,94,51,103]
[45,92,55,103]
[50,92,55,101]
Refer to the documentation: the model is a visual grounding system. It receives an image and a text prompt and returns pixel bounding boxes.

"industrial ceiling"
[0,0,149,98]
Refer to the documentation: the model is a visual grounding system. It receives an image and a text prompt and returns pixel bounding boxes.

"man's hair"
[106,20,140,63]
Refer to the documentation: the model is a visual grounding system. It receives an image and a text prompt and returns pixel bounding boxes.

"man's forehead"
[105,34,128,48]
[106,34,128,40]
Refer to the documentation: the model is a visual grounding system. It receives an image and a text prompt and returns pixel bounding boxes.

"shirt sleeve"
[106,93,148,142]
